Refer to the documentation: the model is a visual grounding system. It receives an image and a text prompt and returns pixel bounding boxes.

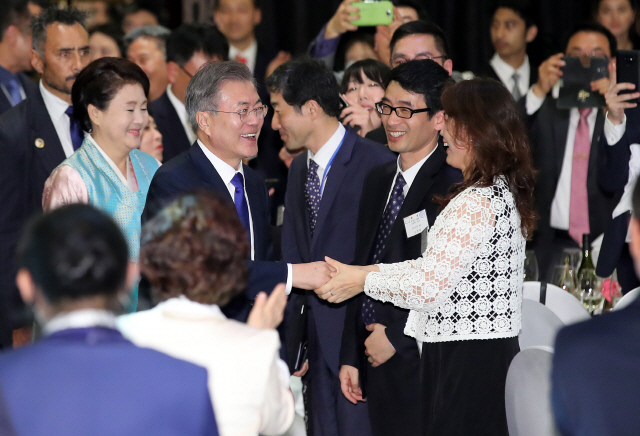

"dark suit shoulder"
[351,135,396,163]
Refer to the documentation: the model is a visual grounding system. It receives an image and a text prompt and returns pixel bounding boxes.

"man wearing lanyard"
[268,58,395,436]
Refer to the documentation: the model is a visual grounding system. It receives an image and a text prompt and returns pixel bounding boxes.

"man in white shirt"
[149,23,228,162]
[480,0,538,100]
[0,6,91,350]
[525,22,620,280]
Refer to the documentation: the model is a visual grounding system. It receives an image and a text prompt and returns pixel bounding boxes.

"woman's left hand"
[315,257,368,303]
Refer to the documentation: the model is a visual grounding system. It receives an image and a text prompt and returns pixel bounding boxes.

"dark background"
[165,0,595,73]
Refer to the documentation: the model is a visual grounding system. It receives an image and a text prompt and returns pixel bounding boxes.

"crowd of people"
[0,0,640,435]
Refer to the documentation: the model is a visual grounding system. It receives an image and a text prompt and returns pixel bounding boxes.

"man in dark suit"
[143,60,332,322]
[339,60,462,436]
[267,58,395,436]
[0,7,91,349]
[552,178,640,436]
[149,23,228,162]
[0,204,219,436]
[477,0,538,99]
[0,0,38,116]
[124,25,170,103]
[525,22,621,279]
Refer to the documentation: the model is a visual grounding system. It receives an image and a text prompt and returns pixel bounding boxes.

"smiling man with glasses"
[143,60,334,326]
[338,59,461,436]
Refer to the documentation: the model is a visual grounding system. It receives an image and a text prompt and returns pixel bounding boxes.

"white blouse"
[364,177,525,343]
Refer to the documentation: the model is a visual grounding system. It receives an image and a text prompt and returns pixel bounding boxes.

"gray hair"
[32,7,86,57]
[123,25,170,59]
[186,61,256,133]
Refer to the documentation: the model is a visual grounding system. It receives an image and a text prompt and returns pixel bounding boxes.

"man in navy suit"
[267,58,395,436]
[149,23,228,162]
[0,0,38,116]
[0,7,91,349]
[143,60,332,322]
[339,60,462,436]
[552,177,640,436]
[0,204,219,436]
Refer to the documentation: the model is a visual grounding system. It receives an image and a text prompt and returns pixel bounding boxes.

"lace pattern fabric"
[364,178,525,343]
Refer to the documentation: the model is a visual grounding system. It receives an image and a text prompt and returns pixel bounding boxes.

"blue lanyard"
[318,131,347,195]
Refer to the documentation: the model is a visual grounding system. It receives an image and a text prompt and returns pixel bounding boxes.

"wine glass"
[562,248,582,269]
[577,270,604,315]
[552,262,576,293]
[524,250,539,281]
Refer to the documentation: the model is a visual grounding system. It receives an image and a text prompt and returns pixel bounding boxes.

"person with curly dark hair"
[316,77,537,436]
[42,57,160,311]
[118,191,295,436]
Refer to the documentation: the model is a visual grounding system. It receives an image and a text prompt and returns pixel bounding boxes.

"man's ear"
[166,61,179,84]
[31,48,44,75]
[252,7,262,26]
[526,25,538,44]
[196,111,211,135]
[304,100,321,121]
[16,269,36,305]
[443,59,453,76]
[432,110,446,131]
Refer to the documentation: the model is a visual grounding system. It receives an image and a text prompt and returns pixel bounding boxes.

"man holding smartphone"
[525,22,620,281]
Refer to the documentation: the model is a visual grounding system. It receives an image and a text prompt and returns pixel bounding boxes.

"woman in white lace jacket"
[316,78,537,435]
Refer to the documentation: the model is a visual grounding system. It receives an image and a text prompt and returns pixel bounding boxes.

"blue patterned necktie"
[5,78,22,106]
[65,106,84,150]
[230,172,252,250]
[362,172,407,325]
[306,159,321,237]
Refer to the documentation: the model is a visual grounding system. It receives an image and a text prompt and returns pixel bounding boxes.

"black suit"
[476,59,538,94]
[0,73,38,116]
[142,141,288,322]
[527,97,620,278]
[340,144,462,436]
[148,91,191,163]
[0,88,67,347]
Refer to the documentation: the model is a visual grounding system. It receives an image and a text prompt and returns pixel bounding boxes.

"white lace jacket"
[364,178,525,343]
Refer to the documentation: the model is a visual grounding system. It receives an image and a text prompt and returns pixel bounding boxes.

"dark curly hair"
[440,78,537,239]
[71,57,150,132]
[139,191,249,306]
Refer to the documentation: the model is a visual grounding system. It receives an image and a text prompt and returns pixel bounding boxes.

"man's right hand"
[325,0,360,39]
[291,261,335,290]
[605,61,640,125]
[340,365,365,404]
[533,53,565,98]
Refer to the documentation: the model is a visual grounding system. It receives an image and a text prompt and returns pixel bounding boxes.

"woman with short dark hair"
[42,57,160,310]
[118,192,295,436]
[316,78,537,435]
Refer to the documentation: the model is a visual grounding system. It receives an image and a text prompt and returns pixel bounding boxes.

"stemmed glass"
[524,250,539,281]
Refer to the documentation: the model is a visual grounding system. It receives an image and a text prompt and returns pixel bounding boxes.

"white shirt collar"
[229,39,258,73]
[197,138,244,185]
[396,145,437,189]
[44,309,117,335]
[155,296,227,320]
[307,123,346,170]
[490,52,530,93]
[166,85,197,144]
[39,79,70,118]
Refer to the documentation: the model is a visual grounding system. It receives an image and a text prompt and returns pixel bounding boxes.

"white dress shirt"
[39,80,83,158]
[166,85,197,144]
[198,140,293,293]
[229,39,258,74]
[44,309,117,335]
[306,123,346,194]
[489,52,530,97]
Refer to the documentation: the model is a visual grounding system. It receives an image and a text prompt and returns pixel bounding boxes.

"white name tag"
[403,209,429,238]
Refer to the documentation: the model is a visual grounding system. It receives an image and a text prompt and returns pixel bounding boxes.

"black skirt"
[420,336,520,436]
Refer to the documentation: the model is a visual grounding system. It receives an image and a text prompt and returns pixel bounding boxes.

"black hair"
[0,0,30,41]
[121,0,166,27]
[89,23,125,58]
[266,57,342,118]
[393,0,429,21]
[32,7,86,55]
[340,59,390,94]
[492,0,537,28]
[167,23,228,66]
[72,57,150,132]
[390,20,450,58]
[386,59,453,116]
[563,21,618,56]
[17,204,129,303]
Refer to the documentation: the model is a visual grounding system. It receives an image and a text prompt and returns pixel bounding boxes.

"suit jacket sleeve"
[142,169,185,224]
[340,295,365,369]
[384,316,417,359]
[597,108,640,194]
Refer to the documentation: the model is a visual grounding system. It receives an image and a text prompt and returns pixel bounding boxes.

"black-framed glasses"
[178,64,194,78]
[206,105,269,123]
[375,102,430,119]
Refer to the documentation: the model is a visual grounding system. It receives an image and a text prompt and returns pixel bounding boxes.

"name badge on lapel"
[403,209,429,238]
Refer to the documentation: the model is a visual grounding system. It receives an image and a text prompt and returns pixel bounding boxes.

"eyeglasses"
[375,102,430,119]
[206,105,269,123]
[391,55,447,68]
[178,64,194,78]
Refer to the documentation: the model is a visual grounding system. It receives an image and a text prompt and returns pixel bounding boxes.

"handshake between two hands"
[299,257,375,304]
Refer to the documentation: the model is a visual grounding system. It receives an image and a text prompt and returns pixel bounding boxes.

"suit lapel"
[360,162,397,262]
[553,107,571,177]
[30,90,65,176]
[312,129,354,247]
[187,142,233,202]
[291,156,312,259]
[242,165,268,258]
